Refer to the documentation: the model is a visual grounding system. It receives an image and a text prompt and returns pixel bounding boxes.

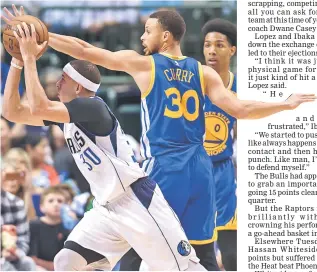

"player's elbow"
[214,97,247,119]
[2,105,18,122]
[2,108,14,122]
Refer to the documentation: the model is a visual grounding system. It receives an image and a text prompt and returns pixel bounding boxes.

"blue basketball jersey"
[140,53,205,170]
[204,72,237,162]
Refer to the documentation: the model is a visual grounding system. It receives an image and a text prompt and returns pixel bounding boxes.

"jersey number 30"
[164,88,199,121]
[80,147,101,171]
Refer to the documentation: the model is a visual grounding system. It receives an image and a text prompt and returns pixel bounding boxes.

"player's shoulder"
[70,96,105,106]
[201,65,218,82]
[124,51,152,74]
[201,64,213,72]
[65,96,110,118]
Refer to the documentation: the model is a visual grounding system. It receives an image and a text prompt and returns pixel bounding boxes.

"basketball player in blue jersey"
[4,6,316,271]
[202,18,238,271]
[2,21,206,271]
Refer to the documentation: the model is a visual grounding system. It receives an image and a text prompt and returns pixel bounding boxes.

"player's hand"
[1,4,25,25]
[13,23,47,61]
[285,94,316,110]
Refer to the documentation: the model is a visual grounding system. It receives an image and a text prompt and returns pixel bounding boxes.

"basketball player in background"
[2,22,205,271]
[2,5,316,271]
[202,18,237,271]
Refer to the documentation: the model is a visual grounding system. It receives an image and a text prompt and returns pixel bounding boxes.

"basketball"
[2,15,49,61]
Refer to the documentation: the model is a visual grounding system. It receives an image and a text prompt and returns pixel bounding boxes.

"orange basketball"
[2,15,49,61]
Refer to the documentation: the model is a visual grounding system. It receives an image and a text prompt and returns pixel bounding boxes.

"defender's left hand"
[285,93,316,110]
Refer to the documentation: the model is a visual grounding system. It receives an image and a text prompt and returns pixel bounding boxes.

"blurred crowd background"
[1,0,237,271]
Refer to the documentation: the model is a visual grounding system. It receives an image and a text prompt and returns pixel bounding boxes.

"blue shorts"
[213,158,237,230]
[144,146,217,244]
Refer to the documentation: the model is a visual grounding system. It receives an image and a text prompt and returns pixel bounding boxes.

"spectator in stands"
[1,164,36,271]
[28,186,70,271]
[55,184,74,205]
[23,135,60,193]
[54,184,79,230]
[1,117,12,160]
[4,149,37,221]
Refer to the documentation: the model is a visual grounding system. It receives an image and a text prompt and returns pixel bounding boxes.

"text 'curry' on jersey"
[140,53,206,163]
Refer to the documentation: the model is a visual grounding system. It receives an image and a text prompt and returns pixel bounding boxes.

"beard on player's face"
[143,42,161,55]
[142,34,163,55]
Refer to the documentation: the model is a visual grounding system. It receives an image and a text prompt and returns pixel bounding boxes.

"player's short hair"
[69,60,101,85]
[202,18,237,47]
[150,10,186,42]
[40,186,65,204]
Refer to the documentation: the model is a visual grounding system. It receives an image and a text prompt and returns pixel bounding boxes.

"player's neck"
[219,70,231,89]
[79,92,95,99]
[159,44,183,57]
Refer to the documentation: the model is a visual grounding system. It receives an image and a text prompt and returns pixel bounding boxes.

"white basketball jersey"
[63,118,145,205]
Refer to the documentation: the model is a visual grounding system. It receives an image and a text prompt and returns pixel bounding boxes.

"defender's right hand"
[1,4,25,25]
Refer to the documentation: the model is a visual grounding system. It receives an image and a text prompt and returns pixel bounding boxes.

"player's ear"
[163,31,170,42]
[230,46,237,57]
[76,84,82,95]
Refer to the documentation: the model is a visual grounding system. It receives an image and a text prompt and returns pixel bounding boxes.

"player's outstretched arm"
[49,33,151,75]
[7,23,71,124]
[203,65,316,119]
[2,5,151,75]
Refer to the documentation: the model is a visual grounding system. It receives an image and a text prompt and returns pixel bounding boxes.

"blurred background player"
[2,21,203,271]
[202,18,237,271]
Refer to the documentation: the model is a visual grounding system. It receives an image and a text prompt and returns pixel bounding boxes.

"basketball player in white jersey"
[2,23,206,271]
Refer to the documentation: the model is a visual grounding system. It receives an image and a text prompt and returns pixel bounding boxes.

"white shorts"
[66,177,199,271]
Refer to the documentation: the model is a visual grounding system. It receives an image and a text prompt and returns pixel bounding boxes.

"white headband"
[63,63,100,92]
